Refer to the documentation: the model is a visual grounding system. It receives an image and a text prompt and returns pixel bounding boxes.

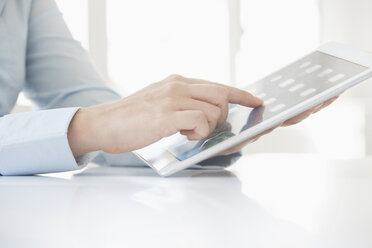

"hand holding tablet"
[216,95,339,157]
[68,42,371,177]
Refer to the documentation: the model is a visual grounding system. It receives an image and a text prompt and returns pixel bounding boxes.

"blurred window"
[54,0,320,93]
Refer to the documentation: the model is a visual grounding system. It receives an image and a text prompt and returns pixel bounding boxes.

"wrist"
[68,107,100,157]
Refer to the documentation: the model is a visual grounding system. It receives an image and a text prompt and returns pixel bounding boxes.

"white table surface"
[1,154,372,248]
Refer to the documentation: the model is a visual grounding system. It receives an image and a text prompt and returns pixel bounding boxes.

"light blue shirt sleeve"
[0,0,146,175]
[0,108,85,175]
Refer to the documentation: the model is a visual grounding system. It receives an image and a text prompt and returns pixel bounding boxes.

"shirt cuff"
[0,107,91,175]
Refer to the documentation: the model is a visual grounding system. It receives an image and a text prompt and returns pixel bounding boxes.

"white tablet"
[135,42,372,176]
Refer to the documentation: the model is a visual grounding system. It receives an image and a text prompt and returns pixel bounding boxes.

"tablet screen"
[166,51,367,161]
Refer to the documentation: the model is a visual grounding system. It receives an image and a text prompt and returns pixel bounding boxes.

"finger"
[180,130,194,138]
[176,98,223,131]
[171,110,210,140]
[250,123,282,139]
[182,77,263,107]
[282,112,311,126]
[312,96,339,114]
[311,103,325,114]
[282,97,336,126]
[185,84,229,107]
[282,108,314,126]
[185,84,229,125]
[225,86,263,107]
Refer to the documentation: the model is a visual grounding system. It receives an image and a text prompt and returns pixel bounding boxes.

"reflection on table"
[1,154,372,248]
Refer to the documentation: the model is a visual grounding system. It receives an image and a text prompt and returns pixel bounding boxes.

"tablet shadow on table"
[74,165,236,178]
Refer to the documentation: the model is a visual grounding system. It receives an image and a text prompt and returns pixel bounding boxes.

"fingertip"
[181,129,205,140]
[254,96,264,106]
[238,92,263,107]
[187,132,202,140]
[248,94,264,107]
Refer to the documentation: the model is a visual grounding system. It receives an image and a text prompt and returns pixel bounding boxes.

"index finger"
[181,76,263,107]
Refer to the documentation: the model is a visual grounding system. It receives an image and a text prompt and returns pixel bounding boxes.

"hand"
[281,95,339,126]
[216,96,340,156]
[67,74,263,157]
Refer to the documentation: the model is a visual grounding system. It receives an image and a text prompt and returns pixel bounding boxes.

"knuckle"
[213,87,229,106]
[164,81,183,95]
[194,111,205,122]
[218,87,229,101]
[194,111,207,126]
[194,112,209,137]
[151,81,163,88]
[167,74,183,81]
